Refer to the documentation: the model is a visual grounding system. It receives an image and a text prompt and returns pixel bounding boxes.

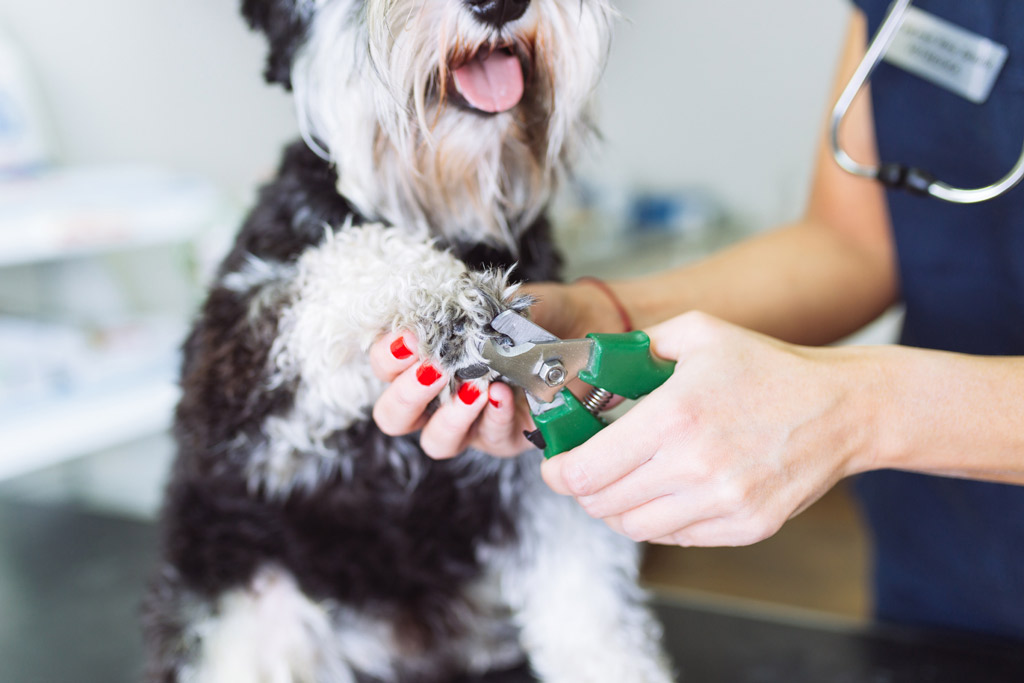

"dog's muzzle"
[464,0,531,29]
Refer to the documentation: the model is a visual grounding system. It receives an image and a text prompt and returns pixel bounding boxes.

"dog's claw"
[456,363,490,380]
[523,429,547,450]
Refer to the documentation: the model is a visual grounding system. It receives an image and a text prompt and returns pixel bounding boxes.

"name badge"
[883,6,1008,104]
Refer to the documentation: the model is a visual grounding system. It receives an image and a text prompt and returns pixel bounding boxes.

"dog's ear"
[240,0,311,89]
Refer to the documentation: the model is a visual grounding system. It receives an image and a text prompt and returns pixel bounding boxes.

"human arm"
[545,10,897,344]
[542,11,1024,546]
[541,312,1024,547]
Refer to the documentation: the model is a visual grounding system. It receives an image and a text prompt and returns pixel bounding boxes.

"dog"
[142,1,673,681]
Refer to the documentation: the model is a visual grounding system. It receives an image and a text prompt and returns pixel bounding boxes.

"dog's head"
[242,0,615,248]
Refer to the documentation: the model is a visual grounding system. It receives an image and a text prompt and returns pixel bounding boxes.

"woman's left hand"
[541,311,879,547]
[369,281,626,460]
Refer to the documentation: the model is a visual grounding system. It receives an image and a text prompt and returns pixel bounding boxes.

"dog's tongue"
[452,51,523,113]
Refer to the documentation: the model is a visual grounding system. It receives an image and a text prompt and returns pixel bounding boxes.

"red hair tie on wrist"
[574,276,633,333]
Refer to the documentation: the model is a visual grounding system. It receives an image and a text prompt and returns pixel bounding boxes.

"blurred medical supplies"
[553,179,729,278]
[0,315,186,413]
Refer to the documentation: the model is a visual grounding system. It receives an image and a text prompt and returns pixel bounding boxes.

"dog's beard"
[292,0,615,249]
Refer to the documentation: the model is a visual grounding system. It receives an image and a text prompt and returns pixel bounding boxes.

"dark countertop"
[0,499,1021,683]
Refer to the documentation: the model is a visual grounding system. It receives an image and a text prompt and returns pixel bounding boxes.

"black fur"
[145,141,560,682]
[240,0,312,89]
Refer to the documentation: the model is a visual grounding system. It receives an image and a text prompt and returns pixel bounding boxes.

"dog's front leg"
[234,222,525,486]
[495,471,675,683]
[150,221,528,681]
[273,220,527,386]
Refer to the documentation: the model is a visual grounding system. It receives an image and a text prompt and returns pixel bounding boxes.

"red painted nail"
[390,337,413,360]
[416,363,442,386]
[458,383,482,405]
[489,398,501,409]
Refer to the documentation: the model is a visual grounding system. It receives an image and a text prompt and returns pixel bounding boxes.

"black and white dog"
[143,1,672,681]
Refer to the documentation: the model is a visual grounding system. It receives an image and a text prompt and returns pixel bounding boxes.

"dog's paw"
[411,268,533,381]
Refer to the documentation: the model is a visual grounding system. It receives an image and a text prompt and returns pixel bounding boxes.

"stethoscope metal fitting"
[830,0,1024,204]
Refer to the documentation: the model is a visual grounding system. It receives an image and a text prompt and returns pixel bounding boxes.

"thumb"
[647,310,733,361]
[644,311,698,358]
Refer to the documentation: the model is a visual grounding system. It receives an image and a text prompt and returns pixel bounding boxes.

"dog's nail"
[417,363,442,386]
[458,383,482,405]
[390,337,414,360]
[455,363,489,380]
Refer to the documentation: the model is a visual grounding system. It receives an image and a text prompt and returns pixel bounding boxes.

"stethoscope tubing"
[830,0,1024,204]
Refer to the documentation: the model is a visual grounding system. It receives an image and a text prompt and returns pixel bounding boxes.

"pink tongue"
[452,51,524,113]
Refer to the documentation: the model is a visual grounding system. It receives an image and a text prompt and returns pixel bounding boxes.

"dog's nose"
[464,0,531,28]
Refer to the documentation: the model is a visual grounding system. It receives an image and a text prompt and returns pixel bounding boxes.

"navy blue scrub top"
[850,0,1024,640]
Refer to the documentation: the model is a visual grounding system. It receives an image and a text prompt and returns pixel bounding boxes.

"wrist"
[821,345,895,478]
[566,278,632,334]
[850,344,960,476]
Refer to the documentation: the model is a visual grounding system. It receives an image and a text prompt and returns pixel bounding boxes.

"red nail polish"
[390,337,413,360]
[458,383,481,405]
[489,398,501,409]
[416,363,442,386]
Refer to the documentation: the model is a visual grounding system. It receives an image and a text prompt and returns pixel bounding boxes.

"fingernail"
[416,363,442,386]
[458,383,481,405]
[489,398,501,409]
[390,337,413,360]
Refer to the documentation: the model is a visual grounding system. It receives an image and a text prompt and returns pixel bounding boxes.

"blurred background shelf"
[0,28,236,506]
[0,377,179,481]
[0,165,228,482]
[0,165,223,267]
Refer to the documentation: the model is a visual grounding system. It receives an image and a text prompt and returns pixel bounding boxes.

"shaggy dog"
[143,1,672,681]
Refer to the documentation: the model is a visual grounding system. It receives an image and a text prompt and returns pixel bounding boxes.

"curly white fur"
[184,566,396,683]
[241,221,522,496]
[490,460,674,682]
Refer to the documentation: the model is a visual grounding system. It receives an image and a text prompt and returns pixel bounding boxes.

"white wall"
[0,0,299,203]
[0,0,851,226]
[591,0,852,229]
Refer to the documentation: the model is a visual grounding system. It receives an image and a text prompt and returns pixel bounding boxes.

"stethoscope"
[831,0,1024,203]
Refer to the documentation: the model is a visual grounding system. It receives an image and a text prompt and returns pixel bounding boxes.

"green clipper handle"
[579,331,677,399]
[532,331,676,459]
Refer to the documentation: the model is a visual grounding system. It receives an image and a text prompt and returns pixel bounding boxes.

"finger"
[648,519,719,547]
[648,532,694,547]
[372,360,447,437]
[575,455,677,519]
[662,514,782,548]
[603,514,626,537]
[470,383,533,456]
[644,310,726,362]
[540,399,668,497]
[369,331,419,382]
[612,494,711,543]
[419,381,488,459]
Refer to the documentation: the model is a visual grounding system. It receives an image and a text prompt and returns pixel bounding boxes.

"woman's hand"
[368,280,628,459]
[541,311,880,547]
[369,331,535,458]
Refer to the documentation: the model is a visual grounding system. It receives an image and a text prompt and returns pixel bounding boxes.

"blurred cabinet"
[0,165,229,480]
